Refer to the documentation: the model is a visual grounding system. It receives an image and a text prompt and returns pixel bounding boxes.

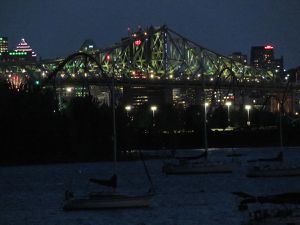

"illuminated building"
[273,57,284,79]
[0,37,8,52]
[228,52,247,64]
[79,39,96,52]
[250,45,284,78]
[250,45,274,70]
[123,86,172,107]
[14,38,37,58]
[172,88,203,108]
[1,38,37,62]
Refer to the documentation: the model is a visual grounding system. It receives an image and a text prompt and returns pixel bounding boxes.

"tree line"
[0,81,299,164]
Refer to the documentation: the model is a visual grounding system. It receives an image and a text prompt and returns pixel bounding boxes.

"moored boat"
[246,165,300,177]
[63,191,154,210]
[62,70,155,210]
[163,160,235,174]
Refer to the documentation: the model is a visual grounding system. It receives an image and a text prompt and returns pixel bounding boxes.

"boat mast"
[112,64,117,175]
[204,102,208,154]
[279,100,283,153]
[202,73,208,158]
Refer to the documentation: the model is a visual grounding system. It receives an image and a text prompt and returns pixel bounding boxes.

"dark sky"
[1,0,299,69]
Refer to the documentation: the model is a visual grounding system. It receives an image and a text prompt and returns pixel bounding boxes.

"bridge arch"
[43,52,113,111]
[46,52,107,82]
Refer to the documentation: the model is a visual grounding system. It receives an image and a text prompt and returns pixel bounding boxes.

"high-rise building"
[0,38,37,62]
[14,38,37,57]
[228,52,247,64]
[79,39,96,52]
[250,45,284,79]
[0,37,8,52]
[250,45,274,70]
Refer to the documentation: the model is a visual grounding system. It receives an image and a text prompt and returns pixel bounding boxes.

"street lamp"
[204,102,209,122]
[225,101,232,124]
[125,105,131,117]
[245,105,251,126]
[204,102,209,152]
[150,105,157,126]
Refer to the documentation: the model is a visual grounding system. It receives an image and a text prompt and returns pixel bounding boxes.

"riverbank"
[1,126,300,166]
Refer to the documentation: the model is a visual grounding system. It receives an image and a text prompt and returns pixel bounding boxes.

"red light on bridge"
[134,39,142,46]
[264,45,274,50]
[105,54,111,61]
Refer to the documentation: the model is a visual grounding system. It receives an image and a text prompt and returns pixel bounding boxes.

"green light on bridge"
[35,80,40,85]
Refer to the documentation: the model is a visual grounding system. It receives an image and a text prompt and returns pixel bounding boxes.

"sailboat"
[63,75,155,210]
[241,212,300,225]
[226,148,246,157]
[233,191,300,206]
[246,103,300,178]
[247,151,283,163]
[233,192,300,225]
[162,102,236,175]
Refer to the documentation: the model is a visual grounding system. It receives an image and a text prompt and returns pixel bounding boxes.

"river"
[1,147,300,225]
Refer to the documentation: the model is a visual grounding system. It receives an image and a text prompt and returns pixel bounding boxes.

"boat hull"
[163,162,234,175]
[242,216,300,225]
[63,194,153,210]
[247,167,300,177]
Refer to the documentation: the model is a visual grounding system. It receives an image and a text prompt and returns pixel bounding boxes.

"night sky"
[1,0,299,69]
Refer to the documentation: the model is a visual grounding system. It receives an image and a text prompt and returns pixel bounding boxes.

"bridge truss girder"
[97,25,274,83]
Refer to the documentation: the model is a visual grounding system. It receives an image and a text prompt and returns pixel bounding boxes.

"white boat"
[233,192,300,225]
[246,165,300,177]
[226,149,245,157]
[247,151,282,163]
[63,191,154,210]
[241,209,300,225]
[63,74,154,210]
[163,160,235,174]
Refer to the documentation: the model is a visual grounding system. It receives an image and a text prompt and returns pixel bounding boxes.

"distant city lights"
[134,39,142,46]
[264,45,274,50]
[105,54,111,61]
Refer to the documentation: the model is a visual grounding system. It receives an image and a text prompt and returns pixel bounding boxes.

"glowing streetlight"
[151,105,157,126]
[245,105,251,126]
[204,102,209,121]
[225,101,232,123]
[125,105,132,117]
[204,102,209,151]
[66,87,72,93]
[150,105,157,117]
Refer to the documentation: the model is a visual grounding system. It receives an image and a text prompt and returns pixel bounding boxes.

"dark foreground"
[1,126,300,165]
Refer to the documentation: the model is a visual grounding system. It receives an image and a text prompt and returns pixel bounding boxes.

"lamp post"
[225,101,232,124]
[150,105,157,126]
[204,102,209,152]
[125,105,131,117]
[245,105,251,126]
[204,102,209,122]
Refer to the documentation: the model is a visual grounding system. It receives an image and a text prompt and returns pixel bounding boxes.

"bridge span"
[0,26,298,113]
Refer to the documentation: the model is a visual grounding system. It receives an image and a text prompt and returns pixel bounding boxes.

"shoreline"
[1,144,299,167]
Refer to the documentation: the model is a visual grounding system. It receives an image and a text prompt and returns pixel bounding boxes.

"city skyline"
[1,0,300,69]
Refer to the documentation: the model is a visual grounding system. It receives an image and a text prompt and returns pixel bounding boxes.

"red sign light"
[105,54,111,61]
[134,39,142,46]
[264,45,274,50]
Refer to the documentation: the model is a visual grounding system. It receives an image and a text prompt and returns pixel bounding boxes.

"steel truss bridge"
[0,25,298,112]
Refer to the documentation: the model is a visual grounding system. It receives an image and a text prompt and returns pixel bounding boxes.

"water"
[1,147,300,225]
